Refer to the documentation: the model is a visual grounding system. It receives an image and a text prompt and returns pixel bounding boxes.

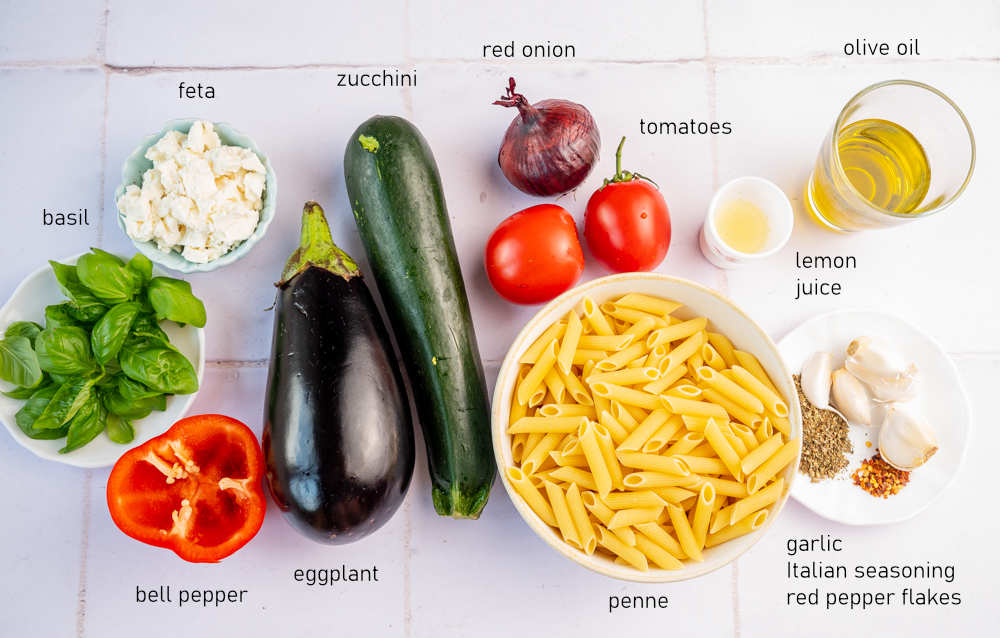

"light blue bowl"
[114,118,277,273]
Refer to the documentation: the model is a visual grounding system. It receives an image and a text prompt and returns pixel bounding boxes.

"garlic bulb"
[831,368,873,426]
[878,407,938,471]
[800,351,833,410]
[845,336,918,402]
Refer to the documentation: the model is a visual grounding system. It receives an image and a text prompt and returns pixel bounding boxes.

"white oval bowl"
[0,253,206,468]
[491,272,801,582]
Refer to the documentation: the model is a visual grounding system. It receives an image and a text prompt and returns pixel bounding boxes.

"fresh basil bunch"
[0,249,205,454]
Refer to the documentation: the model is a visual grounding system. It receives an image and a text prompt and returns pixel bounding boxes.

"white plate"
[493,273,801,582]
[779,310,970,525]
[0,253,205,468]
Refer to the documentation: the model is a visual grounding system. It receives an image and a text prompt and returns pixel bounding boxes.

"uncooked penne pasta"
[733,350,781,395]
[565,482,597,554]
[592,383,662,410]
[596,525,648,571]
[595,343,647,372]
[595,423,625,490]
[731,423,760,451]
[557,365,593,408]
[645,344,668,371]
[666,383,702,399]
[740,432,783,475]
[642,364,686,395]
[721,424,749,457]
[677,455,730,476]
[544,480,581,548]
[548,466,599,491]
[634,533,684,570]
[609,506,662,529]
[617,409,670,454]
[511,432,527,463]
[706,509,768,548]
[662,396,729,420]
[573,349,609,365]
[613,293,683,316]
[518,340,559,405]
[587,367,659,386]
[578,421,613,497]
[604,490,667,509]
[634,522,685,559]
[652,486,698,504]
[666,504,703,562]
[623,471,693,489]
[730,478,784,523]
[691,482,716,549]
[745,441,798,493]
[664,432,705,456]
[696,366,764,414]
[707,332,738,368]
[508,416,587,434]
[646,317,708,349]
[582,492,637,546]
[522,432,564,475]
[623,316,657,341]
[662,332,706,373]
[578,334,634,351]
[688,475,749,499]
[520,322,566,365]
[617,453,692,476]
[539,403,596,418]
[544,368,566,403]
[557,310,584,374]
[729,365,789,418]
[702,420,744,481]
[583,297,614,336]
[641,416,684,454]
[549,450,589,469]
[605,305,668,328]
[598,410,630,446]
[507,467,557,527]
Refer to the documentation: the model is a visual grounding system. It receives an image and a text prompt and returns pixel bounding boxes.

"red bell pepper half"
[107,414,266,563]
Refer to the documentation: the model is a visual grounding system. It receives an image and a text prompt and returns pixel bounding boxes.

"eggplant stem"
[278,202,359,285]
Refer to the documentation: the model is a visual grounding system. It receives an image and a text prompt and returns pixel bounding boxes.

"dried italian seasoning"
[795,375,853,481]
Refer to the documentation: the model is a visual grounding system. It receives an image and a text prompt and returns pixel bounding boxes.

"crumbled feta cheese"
[118,120,266,263]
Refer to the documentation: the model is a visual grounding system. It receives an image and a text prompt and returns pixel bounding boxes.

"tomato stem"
[604,136,659,188]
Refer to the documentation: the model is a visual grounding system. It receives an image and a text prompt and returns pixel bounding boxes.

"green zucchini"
[344,115,494,519]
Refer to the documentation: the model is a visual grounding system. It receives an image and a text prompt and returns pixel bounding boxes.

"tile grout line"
[2,54,1000,73]
[78,9,108,636]
[75,470,93,638]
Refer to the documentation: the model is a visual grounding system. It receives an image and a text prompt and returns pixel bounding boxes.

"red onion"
[493,77,600,197]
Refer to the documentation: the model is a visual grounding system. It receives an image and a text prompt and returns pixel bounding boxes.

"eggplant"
[263,202,414,544]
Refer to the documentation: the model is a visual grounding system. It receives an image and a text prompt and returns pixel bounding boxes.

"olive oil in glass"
[836,118,930,214]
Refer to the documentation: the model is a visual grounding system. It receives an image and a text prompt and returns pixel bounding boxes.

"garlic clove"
[845,336,919,402]
[878,407,938,471]
[830,368,873,426]
[800,351,833,410]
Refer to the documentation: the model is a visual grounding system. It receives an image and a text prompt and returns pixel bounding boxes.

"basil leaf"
[76,250,141,304]
[127,253,153,285]
[0,336,43,387]
[101,388,166,420]
[91,302,140,365]
[129,313,171,345]
[15,384,67,439]
[147,277,206,328]
[49,372,73,385]
[105,413,134,444]
[44,304,83,330]
[49,260,108,321]
[5,321,43,345]
[33,377,96,430]
[60,396,106,453]
[118,374,160,401]
[35,326,95,375]
[121,342,198,395]
[3,376,48,399]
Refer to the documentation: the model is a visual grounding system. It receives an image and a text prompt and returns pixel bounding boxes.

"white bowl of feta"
[114,119,277,273]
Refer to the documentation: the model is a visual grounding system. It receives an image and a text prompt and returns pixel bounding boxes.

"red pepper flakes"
[851,451,910,498]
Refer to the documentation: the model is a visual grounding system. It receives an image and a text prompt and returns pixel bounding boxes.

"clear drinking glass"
[805,80,975,232]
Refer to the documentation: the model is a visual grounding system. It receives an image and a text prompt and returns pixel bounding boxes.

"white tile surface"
[106,0,407,66]
[0,68,104,292]
[0,0,104,62]
[408,0,705,61]
[0,3,998,637]
[706,0,1000,59]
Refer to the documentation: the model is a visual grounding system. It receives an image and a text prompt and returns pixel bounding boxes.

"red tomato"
[485,204,584,304]
[584,137,671,272]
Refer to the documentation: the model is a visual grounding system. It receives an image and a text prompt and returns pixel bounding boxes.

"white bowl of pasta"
[492,272,801,582]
